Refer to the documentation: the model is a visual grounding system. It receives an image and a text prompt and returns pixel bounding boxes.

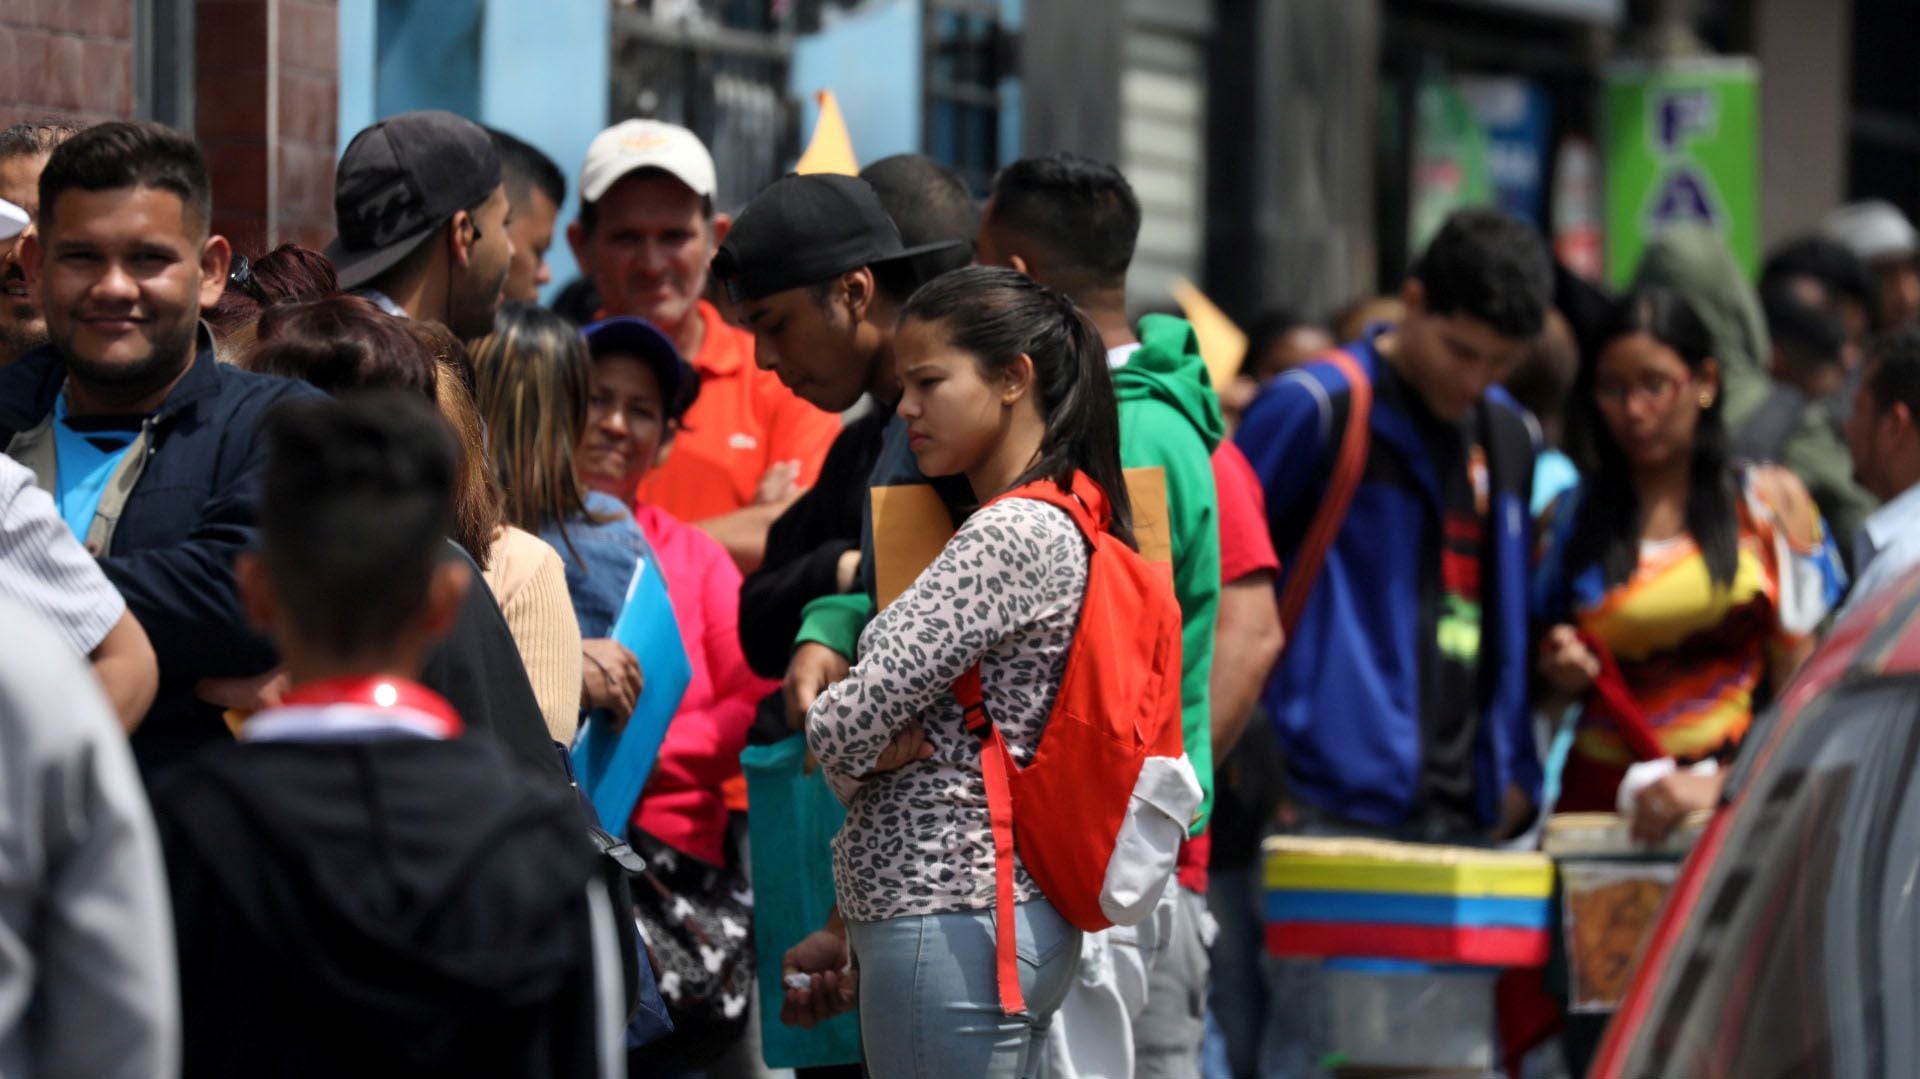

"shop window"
[924,0,1007,193]
[136,0,196,128]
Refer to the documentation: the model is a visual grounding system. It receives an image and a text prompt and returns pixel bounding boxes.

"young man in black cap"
[717,169,969,681]
[328,110,515,339]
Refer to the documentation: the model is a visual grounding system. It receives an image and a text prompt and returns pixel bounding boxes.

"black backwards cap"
[712,173,965,303]
[327,110,503,290]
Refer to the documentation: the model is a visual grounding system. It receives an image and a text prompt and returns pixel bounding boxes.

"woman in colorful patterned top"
[1535,287,1845,827]
[806,267,1133,1077]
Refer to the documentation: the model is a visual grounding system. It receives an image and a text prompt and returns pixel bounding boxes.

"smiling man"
[567,120,841,571]
[0,121,80,366]
[0,120,321,773]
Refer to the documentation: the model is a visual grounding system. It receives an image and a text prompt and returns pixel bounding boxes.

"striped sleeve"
[0,456,125,656]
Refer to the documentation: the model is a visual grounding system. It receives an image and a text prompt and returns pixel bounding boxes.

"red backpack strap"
[1575,629,1666,762]
[1276,349,1373,638]
[954,665,1028,1015]
[984,472,1105,544]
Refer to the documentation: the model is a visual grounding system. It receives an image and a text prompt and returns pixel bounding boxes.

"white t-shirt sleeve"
[0,455,126,656]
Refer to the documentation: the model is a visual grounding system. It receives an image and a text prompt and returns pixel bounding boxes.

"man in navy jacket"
[0,121,318,773]
[0,121,572,791]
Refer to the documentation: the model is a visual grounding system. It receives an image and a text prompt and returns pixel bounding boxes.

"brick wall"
[198,0,339,254]
[0,0,337,254]
[275,0,337,251]
[0,0,137,129]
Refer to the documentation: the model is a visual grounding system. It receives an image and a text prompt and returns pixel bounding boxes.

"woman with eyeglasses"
[1533,287,1846,833]
[471,304,776,1060]
[469,306,768,824]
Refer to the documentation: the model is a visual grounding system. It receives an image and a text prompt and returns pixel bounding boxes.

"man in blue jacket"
[1240,207,1550,840]
[1236,207,1550,1071]
[0,121,320,772]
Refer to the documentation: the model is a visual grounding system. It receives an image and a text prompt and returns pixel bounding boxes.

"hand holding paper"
[571,555,694,834]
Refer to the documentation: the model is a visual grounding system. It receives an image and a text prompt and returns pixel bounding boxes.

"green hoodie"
[1633,224,1771,431]
[1118,314,1224,832]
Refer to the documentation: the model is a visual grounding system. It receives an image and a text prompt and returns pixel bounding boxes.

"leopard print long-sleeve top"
[806,497,1089,922]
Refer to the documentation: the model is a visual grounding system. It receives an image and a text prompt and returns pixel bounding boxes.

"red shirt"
[1176,445,1281,894]
[633,301,841,523]
[1214,442,1280,584]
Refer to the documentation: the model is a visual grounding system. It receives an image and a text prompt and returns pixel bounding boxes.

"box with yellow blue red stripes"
[1263,835,1554,967]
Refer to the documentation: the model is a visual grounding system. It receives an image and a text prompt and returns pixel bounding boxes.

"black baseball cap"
[327,110,503,291]
[712,173,966,303]
[581,317,698,420]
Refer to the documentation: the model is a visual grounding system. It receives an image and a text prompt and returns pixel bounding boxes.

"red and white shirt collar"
[241,676,464,744]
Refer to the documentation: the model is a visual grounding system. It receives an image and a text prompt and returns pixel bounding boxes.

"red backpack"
[952,470,1195,1016]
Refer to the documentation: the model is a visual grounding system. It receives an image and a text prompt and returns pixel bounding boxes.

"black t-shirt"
[1375,366,1488,835]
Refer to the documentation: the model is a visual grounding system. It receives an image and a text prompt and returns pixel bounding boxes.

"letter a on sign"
[1650,169,1718,227]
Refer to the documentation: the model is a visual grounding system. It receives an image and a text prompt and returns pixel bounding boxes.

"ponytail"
[901,265,1134,546]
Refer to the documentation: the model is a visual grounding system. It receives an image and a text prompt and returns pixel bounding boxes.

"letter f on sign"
[1655,89,1715,155]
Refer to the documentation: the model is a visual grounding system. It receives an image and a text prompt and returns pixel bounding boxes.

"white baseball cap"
[1822,200,1919,264]
[0,198,26,241]
[579,119,717,205]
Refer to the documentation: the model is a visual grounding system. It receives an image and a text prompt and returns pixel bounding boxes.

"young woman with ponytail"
[803,266,1128,1077]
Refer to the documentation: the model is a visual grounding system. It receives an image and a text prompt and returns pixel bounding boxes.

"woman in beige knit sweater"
[417,325,585,744]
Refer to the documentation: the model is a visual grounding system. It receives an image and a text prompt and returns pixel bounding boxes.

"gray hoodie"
[0,596,178,1079]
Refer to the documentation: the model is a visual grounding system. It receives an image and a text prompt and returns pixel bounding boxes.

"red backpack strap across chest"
[952,472,1106,1016]
[1276,348,1372,638]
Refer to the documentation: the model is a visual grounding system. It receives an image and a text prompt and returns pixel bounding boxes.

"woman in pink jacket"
[552,314,775,1059]
[567,315,777,866]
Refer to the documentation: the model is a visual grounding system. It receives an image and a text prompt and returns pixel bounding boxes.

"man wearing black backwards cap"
[715,170,974,1032]
[715,172,959,415]
[328,110,515,340]
[733,162,976,680]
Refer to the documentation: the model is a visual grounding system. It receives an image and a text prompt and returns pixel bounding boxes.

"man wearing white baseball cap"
[566,119,839,572]
[0,198,27,240]
[1824,199,1920,331]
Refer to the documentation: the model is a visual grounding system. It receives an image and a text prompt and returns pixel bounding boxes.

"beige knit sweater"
[481,526,583,744]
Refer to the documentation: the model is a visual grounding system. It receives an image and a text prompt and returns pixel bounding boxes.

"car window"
[1621,677,1920,1079]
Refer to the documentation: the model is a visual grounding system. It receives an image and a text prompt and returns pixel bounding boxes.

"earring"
[1699,391,1715,408]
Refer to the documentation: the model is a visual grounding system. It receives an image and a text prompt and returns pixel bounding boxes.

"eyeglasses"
[1593,372,1688,408]
[228,254,269,304]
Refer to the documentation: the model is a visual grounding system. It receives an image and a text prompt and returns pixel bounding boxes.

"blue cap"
[580,317,696,418]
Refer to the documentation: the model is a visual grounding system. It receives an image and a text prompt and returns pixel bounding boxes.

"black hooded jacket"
[152,733,613,1077]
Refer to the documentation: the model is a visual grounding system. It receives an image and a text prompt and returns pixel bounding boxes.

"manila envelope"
[871,467,1171,609]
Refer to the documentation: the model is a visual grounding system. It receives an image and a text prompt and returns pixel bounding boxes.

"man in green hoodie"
[1633,223,1773,433]
[978,153,1229,1079]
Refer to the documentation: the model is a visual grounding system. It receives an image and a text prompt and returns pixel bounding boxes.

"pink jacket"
[629,504,777,865]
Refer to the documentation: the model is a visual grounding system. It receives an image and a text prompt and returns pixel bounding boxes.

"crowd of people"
[4,99,1920,1079]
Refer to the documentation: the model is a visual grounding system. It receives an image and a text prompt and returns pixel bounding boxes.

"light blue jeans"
[848,899,1082,1079]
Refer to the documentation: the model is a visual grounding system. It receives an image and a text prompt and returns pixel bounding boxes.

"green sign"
[1603,58,1759,288]
[1409,79,1494,255]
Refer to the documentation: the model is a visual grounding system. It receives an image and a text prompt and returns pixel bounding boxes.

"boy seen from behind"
[152,393,622,1079]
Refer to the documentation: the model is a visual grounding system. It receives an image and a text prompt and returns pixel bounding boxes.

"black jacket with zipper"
[152,732,611,1077]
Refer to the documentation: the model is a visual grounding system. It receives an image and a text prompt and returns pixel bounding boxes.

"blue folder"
[571,552,693,835]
